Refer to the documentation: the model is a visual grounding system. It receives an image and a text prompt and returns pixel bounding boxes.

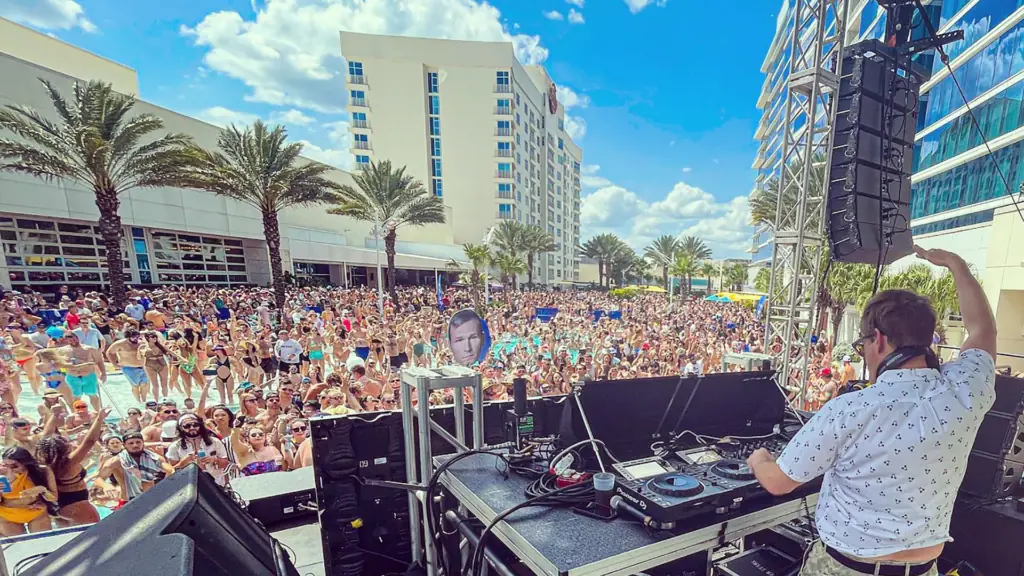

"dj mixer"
[611,437,790,529]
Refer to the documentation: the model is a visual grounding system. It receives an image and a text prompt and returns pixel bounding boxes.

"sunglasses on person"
[852,332,877,356]
[291,425,307,433]
[181,422,201,430]
[249,432,265,439]
[162,409,179,416]
[11,420,30,429]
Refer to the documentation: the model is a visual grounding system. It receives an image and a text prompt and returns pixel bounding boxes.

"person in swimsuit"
[32,349,76,408]
[139,331,171,403]
[106,328,150,404]
[173,328,204,399]
[210,346,235,405]
[305,328,326,375]
[35,406,112,527]
[59,333,106,412]
[236,425,282,477]
[8,324,38,399]
[0,447,58,536]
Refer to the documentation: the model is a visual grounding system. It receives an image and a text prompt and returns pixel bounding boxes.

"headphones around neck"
[873,345,940,380]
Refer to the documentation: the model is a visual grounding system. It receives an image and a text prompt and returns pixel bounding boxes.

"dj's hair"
[860,289,936,349]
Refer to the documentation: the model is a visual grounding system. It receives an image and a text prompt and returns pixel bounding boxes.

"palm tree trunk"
[95,189,127,309]
[598,259,605,287]
[830,305,843,346]
[262,210,287,324]
[527,253,534,288]
[385,231,399,306]
[663,267,669,291]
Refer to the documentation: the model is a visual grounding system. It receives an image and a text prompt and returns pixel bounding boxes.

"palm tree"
[181,120,340,315]
[725,262,748,291]
[462,243,491,309]
[678,236,712,260]
[491,252,526,289]
[644,235,680,291]
[0,79,197,308]
[749,152,828,231]
[753,267,771,293]
[582,233,623,288]
[700,262,715,293]
[522,225,557,288]
[327,160,446,306]
[671,254,697,294]
[490,220,530,289]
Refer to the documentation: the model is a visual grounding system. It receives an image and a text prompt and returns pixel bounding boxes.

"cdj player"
[611,438,790,529]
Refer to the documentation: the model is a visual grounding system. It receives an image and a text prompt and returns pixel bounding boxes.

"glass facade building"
[751,0,1024,261]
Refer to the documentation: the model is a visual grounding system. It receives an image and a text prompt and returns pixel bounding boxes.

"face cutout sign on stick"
[448,309,491,367]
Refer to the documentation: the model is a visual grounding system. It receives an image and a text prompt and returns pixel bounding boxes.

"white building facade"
[340,33,583,284]
[0,18,474,293]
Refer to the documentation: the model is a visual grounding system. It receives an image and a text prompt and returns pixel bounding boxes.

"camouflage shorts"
[800,542,939,576]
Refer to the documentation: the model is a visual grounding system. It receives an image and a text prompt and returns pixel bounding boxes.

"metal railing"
[350,97,368,107]
[495,170,512,179]
[495,128,511,136]
[494,106,511,115]
[351,119,369,129]
[496,211,514,220]
[495,149,512,158]
[494,84,512,93]
[497,190,514,200]
[348,74,366,85]
[354,141,371,150]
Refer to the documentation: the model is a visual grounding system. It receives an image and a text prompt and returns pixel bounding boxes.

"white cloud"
[564,115,587,140]
[566,0,585,7]
[623,0,668,14]
[269,109,316,126]
[556,85,590,109]
[580,179,753,257]
[580,164,611,188]
[1,0,96,32]
[197,106,260,128]
[681,167,692,173]
[182,0,550,114]
[544,10,564,20]
[298,140,355,171]
[568,9,585,24]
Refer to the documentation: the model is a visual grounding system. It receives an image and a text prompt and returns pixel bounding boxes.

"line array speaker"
[827,41,921,265]
[960,375,1024,499]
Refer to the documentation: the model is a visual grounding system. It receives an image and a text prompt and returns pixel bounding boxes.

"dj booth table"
[438,453,818,576]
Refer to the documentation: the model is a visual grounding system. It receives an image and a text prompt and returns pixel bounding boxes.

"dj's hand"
[913,245,966,271]
[746,448,775,470]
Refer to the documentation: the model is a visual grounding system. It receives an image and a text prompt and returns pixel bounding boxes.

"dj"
[746,246,996,576]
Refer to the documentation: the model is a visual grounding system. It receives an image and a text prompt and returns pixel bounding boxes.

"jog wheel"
[711,459,755,481]
[648,473,704,497]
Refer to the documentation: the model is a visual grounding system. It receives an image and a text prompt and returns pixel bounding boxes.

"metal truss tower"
[764,0,850,408]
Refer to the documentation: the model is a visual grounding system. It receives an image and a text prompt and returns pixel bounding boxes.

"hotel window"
[429,96,440,115]
[350,90,365,100]
[515,93,520,106]
[496,71,510,85]
[432,159,443,177]
[432,179,443,197]
[498,163,511,173]
[431,138,442,157]
[558,118,564,131]
[557,229,562,237]
[430,117,441,136]
[498,99,510,109]
[499,204,513,219]
[498,142,511,152]
[498,183,513,199]
[1,217,133,286]
[348,62,363,76]
[356,155,370,167]
[558,138,564,150]
[516,134,521,145]
[150,230,247,285]
[497,120,511,134]
[516,113,521,125]
[427,72,439,94]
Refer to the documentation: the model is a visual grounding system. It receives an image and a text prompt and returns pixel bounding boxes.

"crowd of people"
[0,281,840,537]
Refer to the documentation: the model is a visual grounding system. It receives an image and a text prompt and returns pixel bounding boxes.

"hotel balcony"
[348,74,367,85]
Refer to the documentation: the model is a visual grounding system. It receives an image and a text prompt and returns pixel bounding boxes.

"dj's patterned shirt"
[776,349,995,558]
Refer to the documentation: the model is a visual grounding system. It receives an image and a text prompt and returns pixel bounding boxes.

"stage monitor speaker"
[23,465,299,576]
[960,375,1024,499]
[827,41,920,265]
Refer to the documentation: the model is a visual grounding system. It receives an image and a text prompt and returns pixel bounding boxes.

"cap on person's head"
[820,367,832,378]
[145,400,158,409]
[46,326,65,339]
[842,355,851,362]
[123,431,144,442]
[73,400,87,411]
[43,389,60,398]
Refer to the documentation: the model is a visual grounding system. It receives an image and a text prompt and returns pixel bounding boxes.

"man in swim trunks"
[59,332,106,411]
[106,328,150,404]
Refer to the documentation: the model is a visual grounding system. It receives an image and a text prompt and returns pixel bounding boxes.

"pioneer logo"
[615,487,646,510]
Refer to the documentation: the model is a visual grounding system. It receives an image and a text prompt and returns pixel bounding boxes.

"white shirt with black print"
[777,349,995,557]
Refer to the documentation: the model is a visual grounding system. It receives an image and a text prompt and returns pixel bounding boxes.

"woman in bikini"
[210,345,235,405]
[139,331,170,403]
[172,328,204,399]
[35,406,112,526]
[0,447,58,536]
[236,340,264,386]
[329,328,349,371]
[236,425,283,477]
[305,327,326,376]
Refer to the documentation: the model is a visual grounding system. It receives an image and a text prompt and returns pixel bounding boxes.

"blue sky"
[0,0,783,258]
